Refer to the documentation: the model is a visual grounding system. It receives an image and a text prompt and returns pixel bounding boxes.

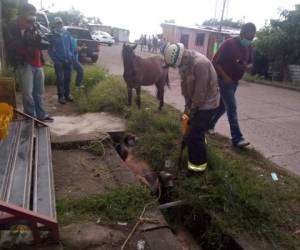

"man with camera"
[5,3,53,122]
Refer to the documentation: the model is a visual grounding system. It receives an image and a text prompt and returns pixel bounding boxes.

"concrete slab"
[48,112,126,141]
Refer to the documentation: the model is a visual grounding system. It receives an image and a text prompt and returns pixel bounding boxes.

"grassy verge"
[57,185,153,225]
[73,65,300,249]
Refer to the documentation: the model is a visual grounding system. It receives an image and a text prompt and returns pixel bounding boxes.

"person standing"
[164,43,220,173]
[5,3,53,122]
[208,23,256,148]
[70,35,84,89]
[48,17,74,104]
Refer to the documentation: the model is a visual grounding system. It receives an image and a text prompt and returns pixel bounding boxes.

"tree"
[47,8,84,26]
[255,4,300,80]
[202,18,243,29]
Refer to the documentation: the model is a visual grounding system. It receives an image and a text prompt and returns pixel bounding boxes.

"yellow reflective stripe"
[188,161,207,172]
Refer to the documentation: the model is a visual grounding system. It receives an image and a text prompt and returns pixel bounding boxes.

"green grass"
[56,185,153,225]
[0,66,15,78]
[73,65,300,249]
[243,73,263,82]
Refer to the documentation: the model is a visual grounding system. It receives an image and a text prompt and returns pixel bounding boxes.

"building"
[111,28,130,43]
[88,24,112,34]
[88,24,130,43]
[161,23,239,59]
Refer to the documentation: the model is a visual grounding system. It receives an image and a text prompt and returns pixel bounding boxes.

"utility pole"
[219,0,227,32]
[40,0,43,10]
[214,0,219,20]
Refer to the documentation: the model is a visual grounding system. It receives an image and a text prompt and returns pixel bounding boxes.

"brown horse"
[122,43,169,110]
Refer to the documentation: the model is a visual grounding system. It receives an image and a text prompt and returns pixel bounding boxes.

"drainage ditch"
[52,132,244,250]
[109,132,244,250]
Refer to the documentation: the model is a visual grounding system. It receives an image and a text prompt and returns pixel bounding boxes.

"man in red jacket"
[209,23,256,147]
[5,3,53,122]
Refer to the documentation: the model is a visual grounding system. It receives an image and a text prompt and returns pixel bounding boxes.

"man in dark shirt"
[209,23,256,147]
[5,3,53,122]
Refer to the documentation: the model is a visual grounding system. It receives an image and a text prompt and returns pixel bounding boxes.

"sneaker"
[41,116,54,123]
[234,139,250,148]
[207,129,216,135]
[65,96,74,102]
[58,97,66,104]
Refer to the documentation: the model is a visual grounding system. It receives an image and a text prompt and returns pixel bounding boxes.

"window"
[196,33,205,46]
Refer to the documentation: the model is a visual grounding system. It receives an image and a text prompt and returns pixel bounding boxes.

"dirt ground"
[52,149,116,200]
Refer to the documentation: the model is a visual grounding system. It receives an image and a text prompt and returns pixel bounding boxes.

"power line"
[219,0,227,31]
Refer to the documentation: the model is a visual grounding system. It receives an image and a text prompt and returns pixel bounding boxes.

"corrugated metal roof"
[161,23,240,35]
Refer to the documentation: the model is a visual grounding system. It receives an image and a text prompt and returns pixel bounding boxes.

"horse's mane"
[122,46,136,75]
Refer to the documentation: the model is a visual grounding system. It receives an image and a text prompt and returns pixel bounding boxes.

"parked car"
[65,26,99,63]
[92,31,115,46]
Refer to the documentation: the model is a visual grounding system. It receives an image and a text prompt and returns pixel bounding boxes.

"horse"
[122,43,169,110]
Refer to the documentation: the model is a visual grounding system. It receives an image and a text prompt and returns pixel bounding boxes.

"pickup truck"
[65,26,99,63]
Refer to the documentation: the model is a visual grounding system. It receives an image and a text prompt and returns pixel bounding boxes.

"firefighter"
[164,43,220,173]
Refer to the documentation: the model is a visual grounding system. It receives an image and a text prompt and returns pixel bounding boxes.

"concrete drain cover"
[48,112,126,143]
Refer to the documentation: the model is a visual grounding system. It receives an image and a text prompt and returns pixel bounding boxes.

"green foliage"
[47,8,101,28]
[43,64,56,85]
[176,137,300,249]
[57,185,153,224]
[73,68,128,115]
[255,5,300,65]
[1,0,21,26]
[47,8,83,26]
[202,18,243,29]
[0,66,15,78]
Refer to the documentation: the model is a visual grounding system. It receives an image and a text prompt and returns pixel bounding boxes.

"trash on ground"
[137,239,146,250]
[271,172,279,181]
[117,222,128,226]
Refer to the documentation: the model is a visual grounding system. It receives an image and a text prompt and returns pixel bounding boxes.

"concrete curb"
[243,79,300,92]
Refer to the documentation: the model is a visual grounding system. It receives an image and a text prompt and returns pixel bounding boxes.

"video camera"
[23,18,50,50]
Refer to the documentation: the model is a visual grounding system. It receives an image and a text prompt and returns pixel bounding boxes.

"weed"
[57,185,153,225]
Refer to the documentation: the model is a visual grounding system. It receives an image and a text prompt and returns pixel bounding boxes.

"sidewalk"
[243,78,300,92]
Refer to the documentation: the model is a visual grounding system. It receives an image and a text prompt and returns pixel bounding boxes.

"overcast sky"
[29,0,299,41]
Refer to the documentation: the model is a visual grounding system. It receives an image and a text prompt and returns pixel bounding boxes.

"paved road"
[98,44,300,175]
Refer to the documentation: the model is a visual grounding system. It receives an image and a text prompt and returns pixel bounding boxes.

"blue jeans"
[73,60,84,87]
[209,79,243,144]
[16,64,48,119]
[54,61,72,98]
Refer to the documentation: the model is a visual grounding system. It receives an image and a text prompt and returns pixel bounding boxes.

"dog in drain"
[116,133,175,201]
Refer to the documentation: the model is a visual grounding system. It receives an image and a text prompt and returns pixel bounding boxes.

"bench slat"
[6,120,34,208]
[33,127,56,218]
[0,121,20,199]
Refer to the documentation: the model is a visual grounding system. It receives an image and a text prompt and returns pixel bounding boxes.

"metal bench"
[0,110,58,243]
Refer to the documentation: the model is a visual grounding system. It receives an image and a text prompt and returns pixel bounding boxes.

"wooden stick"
[14,109,48,127]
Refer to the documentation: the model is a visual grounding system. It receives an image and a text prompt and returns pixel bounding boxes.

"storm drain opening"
[51,131,244,250]
[108,132,244,250]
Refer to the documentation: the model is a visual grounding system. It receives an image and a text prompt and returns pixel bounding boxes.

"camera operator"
[5,3,53,122]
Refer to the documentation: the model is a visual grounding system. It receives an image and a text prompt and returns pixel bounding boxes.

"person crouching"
[164,43,220,173]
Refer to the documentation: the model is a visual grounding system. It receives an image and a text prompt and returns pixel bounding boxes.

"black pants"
[186,109,216,165]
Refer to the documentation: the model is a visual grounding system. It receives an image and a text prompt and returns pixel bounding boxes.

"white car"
[92,31,115,46]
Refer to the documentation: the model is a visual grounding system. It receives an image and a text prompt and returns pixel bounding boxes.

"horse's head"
[122,43,137,60]
[122,43,138,77]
